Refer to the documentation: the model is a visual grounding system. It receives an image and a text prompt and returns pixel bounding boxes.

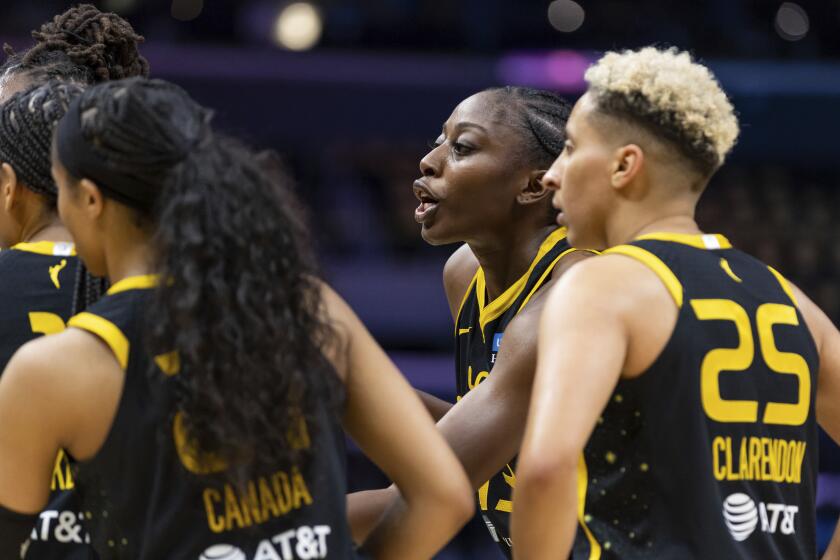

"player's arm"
[512,257,641,560]
[321,284,473,560]
[788,283,840,560]
[0,329,123,557]
[348,249,593,543]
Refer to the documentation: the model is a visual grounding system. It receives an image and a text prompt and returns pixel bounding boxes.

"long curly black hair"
[63,78,342,484]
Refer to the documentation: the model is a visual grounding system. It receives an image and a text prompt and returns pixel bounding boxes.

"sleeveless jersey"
[454,227,578,558]
[0,241,94,560]
[572,232,819,560]
[67,275,361,560]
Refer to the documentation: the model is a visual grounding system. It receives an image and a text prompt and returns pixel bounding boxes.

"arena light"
[273,2,323,51]
[547,0,585,33]
[774,2,809,41]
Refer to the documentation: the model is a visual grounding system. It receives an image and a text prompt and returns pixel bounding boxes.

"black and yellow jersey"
[0,241,77,366]
[67,275,361,559]
[572,232,819,560]
[454,227,579,558]
[0,241,93,560]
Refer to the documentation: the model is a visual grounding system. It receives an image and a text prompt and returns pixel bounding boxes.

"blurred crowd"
[302,142,840,329]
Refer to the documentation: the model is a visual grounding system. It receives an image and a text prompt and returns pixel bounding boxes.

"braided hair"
[1,4,148,91]
[0,5,149,313]
[59,78,341,483]
[0,81,83,201]
[487,86,571,168]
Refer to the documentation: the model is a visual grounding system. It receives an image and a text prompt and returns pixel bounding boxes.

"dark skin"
[347,90,591,540]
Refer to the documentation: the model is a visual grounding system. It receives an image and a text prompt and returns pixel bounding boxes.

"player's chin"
[419,221,457,246]
[566,225,591,251]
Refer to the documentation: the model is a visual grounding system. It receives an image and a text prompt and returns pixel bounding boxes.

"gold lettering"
[239,481,261,525]
[273,472,292,514]
[51,451,70,491]
[291,467,313,509]
[712,437,726,480]
[749,437,762,480]
[761,438,772,479]
[203,489,225,533]
[224,484,246,529]
[738,437,749,479]
[710,436,807,485]
[259,477,280,519]
[725,438,738,480]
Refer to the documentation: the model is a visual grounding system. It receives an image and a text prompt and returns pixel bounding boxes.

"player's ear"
[76,178,106,220]
[611,144,644,191]
[0,163,20,213]
[517,170,552,205]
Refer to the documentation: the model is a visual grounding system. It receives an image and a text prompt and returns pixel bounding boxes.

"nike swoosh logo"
[458,328,472,335]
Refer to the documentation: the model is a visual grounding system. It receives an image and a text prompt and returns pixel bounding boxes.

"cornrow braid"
[21,4,149,84]
[0,80,84,202]
[487,86,571,168]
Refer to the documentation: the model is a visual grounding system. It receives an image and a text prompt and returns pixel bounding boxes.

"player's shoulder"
[443,244,478,287]
[4,327,120,413]
[443,243,479,317]
[547,251,679,315]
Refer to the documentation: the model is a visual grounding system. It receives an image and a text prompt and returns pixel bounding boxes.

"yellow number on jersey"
[757,303,811,425]
[691,300,757,423]
[691,299,811,426]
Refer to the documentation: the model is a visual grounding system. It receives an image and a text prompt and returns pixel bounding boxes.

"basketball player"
[0,78,472,560]
[512,46,840,559]
[0,81,88,560]
[0,7,149,558]
[348,87,593,558]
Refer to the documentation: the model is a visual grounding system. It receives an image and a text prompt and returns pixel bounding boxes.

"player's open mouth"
[413,180,440,224]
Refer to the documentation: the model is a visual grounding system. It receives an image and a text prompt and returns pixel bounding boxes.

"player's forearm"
[360,489,472,560]
[511,460,578,560]
[415,389,454,421]
[346,486,399,544]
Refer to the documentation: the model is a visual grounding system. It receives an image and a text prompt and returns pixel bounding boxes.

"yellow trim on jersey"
[11,241,75,256]
[67,312,130,370]
[107,274,160,295]
[475,227,569,335]
[453,272,480,336]
[635,232,732,250]
[767,266,798,306]
[577,454,602,559]
[516,247,585,312]
[604,245,683,308]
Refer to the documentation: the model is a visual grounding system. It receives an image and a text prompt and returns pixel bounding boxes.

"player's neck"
[19,213,73,244]
[611,214,703,247]
[468,224,556,302]
[103,230,156,287]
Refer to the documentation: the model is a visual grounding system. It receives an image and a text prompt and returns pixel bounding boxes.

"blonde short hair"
[584,46,739,175]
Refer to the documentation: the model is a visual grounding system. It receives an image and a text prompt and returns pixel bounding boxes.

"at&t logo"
[722,492,799,542]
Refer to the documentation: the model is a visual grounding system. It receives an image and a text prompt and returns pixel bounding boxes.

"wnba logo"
[199,544,246,560]
[722,493,759,542]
